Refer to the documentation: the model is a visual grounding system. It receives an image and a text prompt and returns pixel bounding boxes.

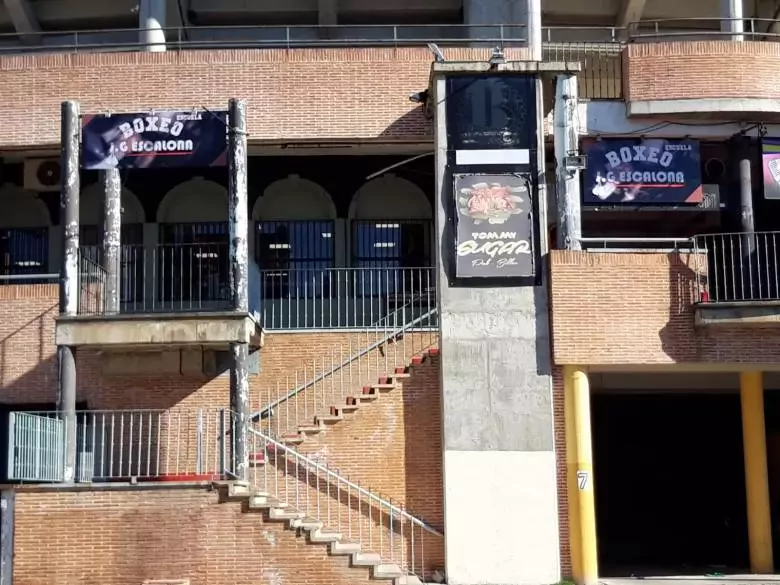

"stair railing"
[253,303,439,436]
[244,425,444,581]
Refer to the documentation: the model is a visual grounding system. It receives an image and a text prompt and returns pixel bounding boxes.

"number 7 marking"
[577,470,589,490]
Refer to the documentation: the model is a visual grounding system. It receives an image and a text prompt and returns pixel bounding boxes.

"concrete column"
[58,100,80,485]
[102,168,121,314]
[139,0,166,51]
[463,0,540,57]
[60,100,80,316]
[721,0,744,41]
[230,342,250,481]
[554,73,581,250]
[432,72,558,584]
[0,490,14,585]
[57,345,77,483]
[568,366,598,585]
[228,98,249,313]
[740,371,774,574]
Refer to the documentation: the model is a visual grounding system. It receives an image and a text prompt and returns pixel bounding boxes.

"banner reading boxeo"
[762,138,780,200]
[80,110,228,170]
[453,173,534,279]
[583,138,703,205]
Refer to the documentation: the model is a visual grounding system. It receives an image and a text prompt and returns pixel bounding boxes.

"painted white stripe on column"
[455,149,530,166]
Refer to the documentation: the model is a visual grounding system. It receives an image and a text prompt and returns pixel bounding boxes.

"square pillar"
[432,65,558,584]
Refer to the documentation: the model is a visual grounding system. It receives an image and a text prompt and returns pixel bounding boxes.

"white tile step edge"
[310,529,342,543]
[373,563,405,579]
[353,552,382,566]
[330,541,362,555]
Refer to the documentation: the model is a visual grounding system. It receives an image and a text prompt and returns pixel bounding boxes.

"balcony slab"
[695,302,780,327]
[55,311,264,350]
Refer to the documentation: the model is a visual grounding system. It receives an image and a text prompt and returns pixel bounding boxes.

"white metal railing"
[253,306,439,435]
[8,409,227,482]
[236,425,444,581]
[579,236,696,253]
[260,266,437,330]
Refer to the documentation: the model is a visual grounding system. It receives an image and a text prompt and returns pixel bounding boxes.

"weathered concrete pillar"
[60,100,80,317]
[228,98,249,314]
[228,98,250,481]
[721,0,744,41]
[554,73,582,250]
[102,168,122,314]
[432,68,559,584]
[0,490,14,585]
[229,342,250,481]
[139,0,166,51]
[59,100,80,484]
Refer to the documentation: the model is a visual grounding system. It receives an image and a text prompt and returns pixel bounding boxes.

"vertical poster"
[763,138,780,200]
[453,173,534,279]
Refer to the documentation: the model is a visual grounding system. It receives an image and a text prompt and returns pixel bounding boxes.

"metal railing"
[232,423,444,581]
[693,231,780,304]
[580,236,696,252]
[253,303,438,434]
[629,17,780,42]
[260,266,437,330]
[75,243,236,315]
[0,24,528,54]
[8,407,443,579]
[543,40,623,99]
[8,409,227,482]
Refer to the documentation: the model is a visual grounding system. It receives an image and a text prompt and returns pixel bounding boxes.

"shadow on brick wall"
[659,253,700,362]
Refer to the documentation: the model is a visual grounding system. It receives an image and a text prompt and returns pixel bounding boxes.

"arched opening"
[0,184,51,277]
[79,183,145,247]
[156,178,230,308]
[348,174,433,269]
[252,175,337,271]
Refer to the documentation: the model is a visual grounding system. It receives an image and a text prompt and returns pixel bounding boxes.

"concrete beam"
[616,0,646,39]
[3,0,40,43]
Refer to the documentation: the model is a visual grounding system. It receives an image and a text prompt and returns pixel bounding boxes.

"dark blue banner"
[583,138,702,205]
[80,110,228,170]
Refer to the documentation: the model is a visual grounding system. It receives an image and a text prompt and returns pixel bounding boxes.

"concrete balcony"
[54,244,263,353]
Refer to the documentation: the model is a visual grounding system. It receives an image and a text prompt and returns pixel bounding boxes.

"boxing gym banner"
[80,110,228,170]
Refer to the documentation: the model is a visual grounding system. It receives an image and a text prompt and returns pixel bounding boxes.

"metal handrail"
[250,426,443,536]
[251,306,438,421]
[0,273,58,281]
[628,17,780,41]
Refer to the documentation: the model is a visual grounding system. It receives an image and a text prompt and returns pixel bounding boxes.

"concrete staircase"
[268,347,440,450]
[214,480,428,585]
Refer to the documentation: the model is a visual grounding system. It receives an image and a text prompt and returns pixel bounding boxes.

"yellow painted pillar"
[740,371,774,574]
[567,366,599,585]
[564,366,583,584]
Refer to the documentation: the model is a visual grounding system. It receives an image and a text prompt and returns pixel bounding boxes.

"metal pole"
[228,98,249,313]
[230,342,250,482]
[527,0,542,60]
[57,345,77,484]
[102,168,122,314]
[554,73,582,250]
[740,137,755,235]
[721,0,744,41]
[60,100,80,316]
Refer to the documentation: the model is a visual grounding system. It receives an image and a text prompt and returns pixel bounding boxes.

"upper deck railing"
[628,17,780,42]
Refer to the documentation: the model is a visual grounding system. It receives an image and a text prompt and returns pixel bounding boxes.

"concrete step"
[331,405,358,417]
[298,424,325,434]
[279,433,304,445]
[353,552,382,566]
[373,564,406,579]
[309,529,342,543]
[225,482,253,498]
[290,516,323,530]
[247,494,275,508]
[367,383,396,392]
[330,540,362,556]
[394,575,424,585]
[269,507,304,521]
[314,414,343,425]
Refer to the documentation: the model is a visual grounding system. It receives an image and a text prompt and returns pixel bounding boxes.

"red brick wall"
[549,250,780,365]
[0,46,529,150]
[12,486,394,585]
[624,41,780,103]
[0,284,444,569]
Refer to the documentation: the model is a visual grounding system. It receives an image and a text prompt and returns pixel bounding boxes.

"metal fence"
[629,17,780,42]
[543,41,623,99]
[693,232,780,304]
[8,409,229,482]
[260,266,437,329]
